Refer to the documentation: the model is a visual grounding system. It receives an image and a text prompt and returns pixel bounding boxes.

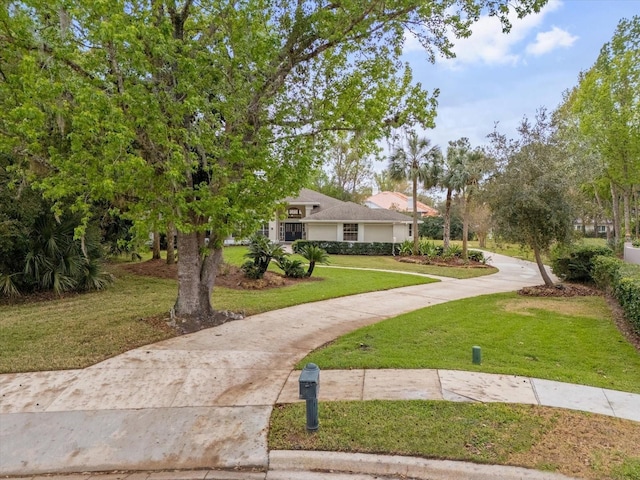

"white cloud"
[526,26,578,56]
[403,30,423,53]
[440,0,564,67]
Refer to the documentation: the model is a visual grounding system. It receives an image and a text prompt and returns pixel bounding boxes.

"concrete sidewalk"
[1,252,637,478]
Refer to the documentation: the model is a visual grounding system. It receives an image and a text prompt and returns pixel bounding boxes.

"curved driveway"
[2,253,561,474]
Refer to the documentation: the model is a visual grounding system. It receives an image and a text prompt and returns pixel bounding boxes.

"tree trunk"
[174,231,224,322]
[478,233,487,249]
[622,188,632,242]
[412,178,419,255]
[443,187,452,250]
[166,222,176,265]
[533,246,554,287]
[152,230,161,260]
[610,182,621,245]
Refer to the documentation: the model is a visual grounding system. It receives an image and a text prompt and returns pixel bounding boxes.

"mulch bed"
[396,256,491,268]
[118,258,318,290]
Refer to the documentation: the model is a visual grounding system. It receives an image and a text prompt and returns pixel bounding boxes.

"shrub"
[397,239,414,256]
[275,257,306,278]
[241,260,263,279]
[467,250,485,263]
[442,244,462,260]
[592,256,640,333]
[298,245,329,277]
[418,239,438,257]
[293,240,395,256]
[551,244,613,282]
[243,235,285,279]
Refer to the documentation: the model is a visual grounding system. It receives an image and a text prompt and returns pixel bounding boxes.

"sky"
[400,0,639,152]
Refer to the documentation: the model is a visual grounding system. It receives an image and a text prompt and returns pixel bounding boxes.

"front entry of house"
[284,223,304,242]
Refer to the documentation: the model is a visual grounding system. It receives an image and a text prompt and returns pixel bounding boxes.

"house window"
[343,223,358,241]
[287,207,303,219]
[257,223,269,237]
[597,225,607,233]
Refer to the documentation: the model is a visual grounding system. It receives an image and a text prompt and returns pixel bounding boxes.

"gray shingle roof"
[301,201,415,223]
[284,188,343,210]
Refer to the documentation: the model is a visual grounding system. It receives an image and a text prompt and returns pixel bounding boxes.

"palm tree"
[299,245,330,277]
[388,132,442,255]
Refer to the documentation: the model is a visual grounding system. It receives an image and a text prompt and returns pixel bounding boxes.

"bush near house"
[592,255,640,333]
[293,240,395,256]
[550,244,613,282]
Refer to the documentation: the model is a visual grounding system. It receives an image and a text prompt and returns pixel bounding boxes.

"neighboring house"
[365,191,439,217]
[573,218,613,237]
[261,188,416,243]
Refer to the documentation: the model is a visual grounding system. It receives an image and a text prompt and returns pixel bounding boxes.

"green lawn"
[301,292,640,393]
[270,401,640,480]
[0,263,436,373]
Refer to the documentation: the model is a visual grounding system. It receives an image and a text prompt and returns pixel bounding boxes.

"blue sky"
[401,0,640,151]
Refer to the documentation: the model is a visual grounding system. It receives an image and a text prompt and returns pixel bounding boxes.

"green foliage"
[592,255,624,291]
[275,256,306,278]
[632,239,640,248]
[242,235,285,279]
[418,238,438,257]
[488,109,575,285]
[298,244,330,277]
[550,244,614,282]
[592,256,640,332]
[388,132,443,254]
[419,215,464,240]
[442,244,462,260]
[397,239,414,256]
[294,240,396,256]
[0,0,548,317]
[467,250,486,263]
[302,292,640,392]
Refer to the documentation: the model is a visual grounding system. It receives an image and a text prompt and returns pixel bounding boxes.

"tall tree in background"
[442,138,489,253]
[373,169,410,194]
[1,0,547,321]
[562,16,640,244]
[309,132,377,203]
[388,131,442,255]
[488,109,574,286]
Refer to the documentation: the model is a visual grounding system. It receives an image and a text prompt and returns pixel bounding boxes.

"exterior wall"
[363,224,393,243]
[308,224,339,242]
[624,243,640,265]
[393,223,410,243]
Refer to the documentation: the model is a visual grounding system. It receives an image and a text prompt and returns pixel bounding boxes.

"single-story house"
[262,188,416,244]
[365,191,439,217]
[573,218,614,237]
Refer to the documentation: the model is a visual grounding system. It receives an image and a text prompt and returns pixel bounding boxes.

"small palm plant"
[242,235,285,279]
[299,245,329,277]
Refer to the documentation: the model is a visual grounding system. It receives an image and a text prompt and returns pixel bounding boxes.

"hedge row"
[292,240,395,255]
[592,256,640,333]
[550,245,614,282]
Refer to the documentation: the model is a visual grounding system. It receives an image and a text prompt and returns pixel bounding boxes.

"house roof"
[366,191,438,217]
[284,188,343,211]
[301,201,415,223]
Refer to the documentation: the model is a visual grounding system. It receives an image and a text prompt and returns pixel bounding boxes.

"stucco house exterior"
[262,188,416,244]
[365,191,439,217]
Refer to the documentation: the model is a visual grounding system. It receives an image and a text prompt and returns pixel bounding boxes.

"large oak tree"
[1,0,546,321]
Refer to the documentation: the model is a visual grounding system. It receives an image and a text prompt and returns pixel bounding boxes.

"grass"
[0,262,436,373]
[301,292,640,393]
[322,255,497,279]
[269,401,640,480]
[0,273,177,373]
[223,245,498,279]
[216,266,436,316]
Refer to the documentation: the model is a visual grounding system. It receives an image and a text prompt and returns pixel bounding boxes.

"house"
[262,188,416,244]
[573,218,614,238]
[365,191,439,217]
